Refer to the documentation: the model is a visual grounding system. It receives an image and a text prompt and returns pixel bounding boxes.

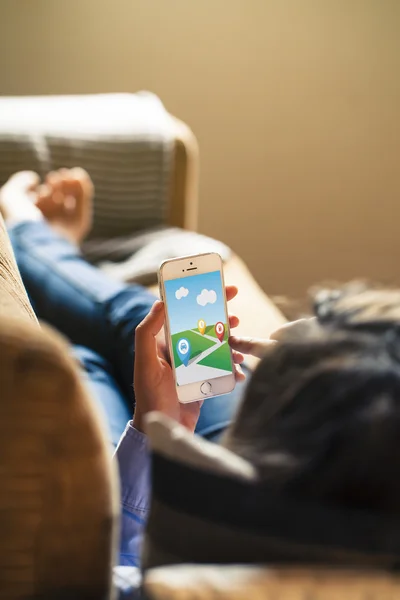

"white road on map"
[175,329,230,386]
[176,363,231,385]
[191,330,217,343]
[188,329,227,365]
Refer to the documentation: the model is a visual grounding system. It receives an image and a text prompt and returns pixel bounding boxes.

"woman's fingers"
[234,363,246,382]
[226,288,239,335]
[232,350,245,364]
[228,314,239,329]
[226,285,238,302]
[229,319,315,361]
[229,335,276,359]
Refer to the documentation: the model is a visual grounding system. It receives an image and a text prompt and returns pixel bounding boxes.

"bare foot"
[0,171,42,224]
[36,168,94,244]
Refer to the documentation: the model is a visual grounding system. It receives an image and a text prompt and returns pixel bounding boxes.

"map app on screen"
[164,270,233,386]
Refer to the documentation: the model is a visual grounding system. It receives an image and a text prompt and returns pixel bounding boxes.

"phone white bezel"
[159,252,236,404]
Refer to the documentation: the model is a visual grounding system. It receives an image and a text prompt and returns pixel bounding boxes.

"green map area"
[171,330,214,367]
[191,325,229,342]
[171,322,232,373]
[197,342,232,371]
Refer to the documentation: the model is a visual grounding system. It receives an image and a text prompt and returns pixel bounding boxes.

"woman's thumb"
[135,301,165,368]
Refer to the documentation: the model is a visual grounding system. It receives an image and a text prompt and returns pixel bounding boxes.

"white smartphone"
[159,252,236,403]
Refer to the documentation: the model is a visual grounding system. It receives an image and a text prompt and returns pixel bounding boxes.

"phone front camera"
[190,262,193,265]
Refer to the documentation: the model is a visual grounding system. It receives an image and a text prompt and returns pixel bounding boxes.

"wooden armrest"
[167,117,199,231]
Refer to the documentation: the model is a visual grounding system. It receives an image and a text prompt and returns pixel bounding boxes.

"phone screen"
[164,270,233,386]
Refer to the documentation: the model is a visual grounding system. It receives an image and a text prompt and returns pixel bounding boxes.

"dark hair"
[226,284,400,513]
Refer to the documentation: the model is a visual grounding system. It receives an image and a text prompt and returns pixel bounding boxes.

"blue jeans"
[9,221,245,446]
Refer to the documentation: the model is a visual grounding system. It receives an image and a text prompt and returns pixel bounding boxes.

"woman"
[6,168,395,572]
[119,282,400,566]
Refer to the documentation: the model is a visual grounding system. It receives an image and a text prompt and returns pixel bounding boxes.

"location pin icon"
[215,322,225,343]
[177,338,191,366]
[198,319,206,335]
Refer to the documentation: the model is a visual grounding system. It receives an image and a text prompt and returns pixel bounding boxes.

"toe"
[36,184,59,217]
[0,171,42,222]
[71,167,94,203]
[59,171,81,204]
[45,171,63,202]
[8,171,40,192]
[67,168,94,228]
[36,183,52,203]
[63,195,77,212]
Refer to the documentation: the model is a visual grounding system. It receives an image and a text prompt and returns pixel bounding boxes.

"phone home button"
[200,381,212,395]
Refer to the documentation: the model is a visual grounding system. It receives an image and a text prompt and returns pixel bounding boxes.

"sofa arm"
[167,117,199,231]
[0,315,119,599]
[0,211,119,597]
[0,214,37,324]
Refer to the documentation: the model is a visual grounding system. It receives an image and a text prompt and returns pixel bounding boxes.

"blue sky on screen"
[164,270,226,334]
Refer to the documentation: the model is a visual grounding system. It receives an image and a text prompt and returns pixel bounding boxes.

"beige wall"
[0,0,399,297]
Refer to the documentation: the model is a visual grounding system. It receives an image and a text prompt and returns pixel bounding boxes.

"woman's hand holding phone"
[133,286,245,434]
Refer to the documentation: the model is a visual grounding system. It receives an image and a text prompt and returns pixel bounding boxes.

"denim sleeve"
[114,421,151,567]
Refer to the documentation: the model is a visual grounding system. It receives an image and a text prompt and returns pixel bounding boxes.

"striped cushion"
[0,93,174,238]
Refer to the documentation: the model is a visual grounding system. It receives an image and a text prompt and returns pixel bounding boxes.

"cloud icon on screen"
[197,289,217,306]
[175,286,189,300]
